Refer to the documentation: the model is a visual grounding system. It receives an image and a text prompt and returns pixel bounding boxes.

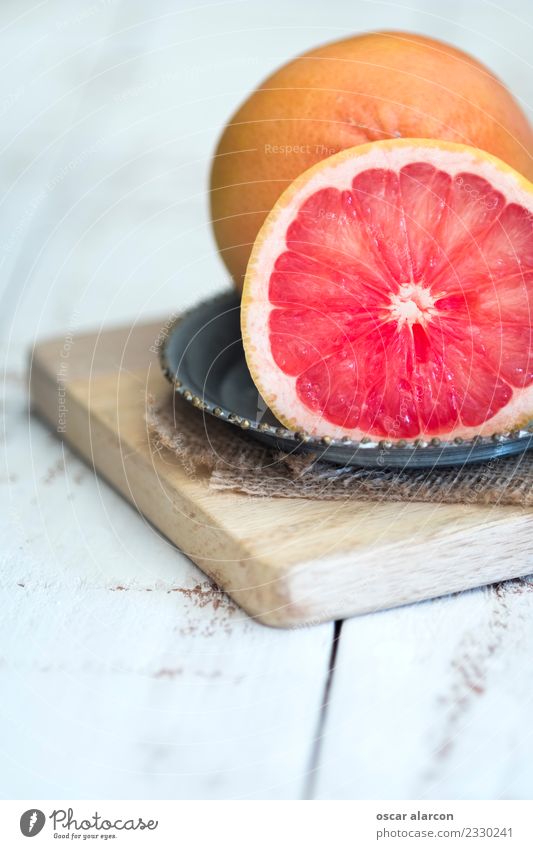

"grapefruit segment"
[398,163,451,283]
[241,139,533,442]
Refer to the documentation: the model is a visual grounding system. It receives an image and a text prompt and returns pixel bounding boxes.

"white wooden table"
[2,0,533,800]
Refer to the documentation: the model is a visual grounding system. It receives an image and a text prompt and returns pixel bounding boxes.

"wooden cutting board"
[29,318,533,627]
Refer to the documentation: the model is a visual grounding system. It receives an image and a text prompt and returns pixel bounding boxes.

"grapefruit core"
[241,139,533,443]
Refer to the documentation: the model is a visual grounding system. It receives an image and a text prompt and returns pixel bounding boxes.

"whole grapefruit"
[210,31,533,290]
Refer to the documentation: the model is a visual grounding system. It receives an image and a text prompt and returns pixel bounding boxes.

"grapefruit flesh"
[211,31,533,290]
[241,140,533,442]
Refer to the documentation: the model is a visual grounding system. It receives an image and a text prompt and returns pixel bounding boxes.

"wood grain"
[313,577,533,799]
[30,320,533,627]
[5,351,332,800]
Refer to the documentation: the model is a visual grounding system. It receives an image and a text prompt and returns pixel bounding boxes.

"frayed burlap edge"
[146,394,533,507]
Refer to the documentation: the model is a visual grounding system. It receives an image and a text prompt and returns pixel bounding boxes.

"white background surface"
[2,0,533,800]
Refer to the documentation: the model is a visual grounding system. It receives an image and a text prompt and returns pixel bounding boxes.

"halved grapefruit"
[241,139,533,443]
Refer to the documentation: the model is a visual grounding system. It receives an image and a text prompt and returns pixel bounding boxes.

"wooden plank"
[312,578,533,799]
[30,320,533,627]
[2,363,333,799]
[0,1,333,803]
[0,577,333,799]
[0,560,330,798]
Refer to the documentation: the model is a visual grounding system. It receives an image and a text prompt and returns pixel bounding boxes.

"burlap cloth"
[147,394,533,506]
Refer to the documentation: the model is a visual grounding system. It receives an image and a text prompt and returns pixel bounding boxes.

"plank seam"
[303,620,344,799]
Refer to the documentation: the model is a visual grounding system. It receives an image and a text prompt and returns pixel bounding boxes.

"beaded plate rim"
[158,292,533,462]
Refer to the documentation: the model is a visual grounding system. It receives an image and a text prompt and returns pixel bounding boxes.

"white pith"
[242,140,533,441]
[387,284,437,328]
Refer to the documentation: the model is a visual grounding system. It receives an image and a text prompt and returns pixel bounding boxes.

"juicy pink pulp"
[268,163,533,438]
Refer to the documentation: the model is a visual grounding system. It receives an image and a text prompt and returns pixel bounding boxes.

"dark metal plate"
[159,292,533,469]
